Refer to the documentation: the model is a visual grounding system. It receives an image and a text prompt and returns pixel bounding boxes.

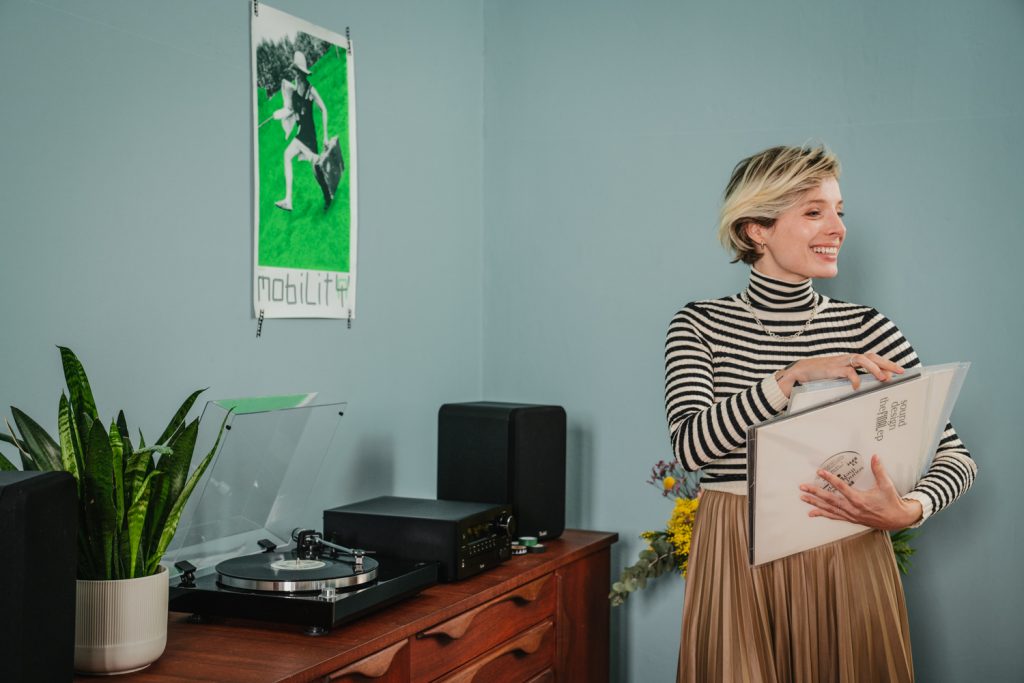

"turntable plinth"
[74,529,617,683]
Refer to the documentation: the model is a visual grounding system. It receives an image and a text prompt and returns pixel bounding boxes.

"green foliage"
[0,347,228,580]
[256,32,330,97]
[890,528,916,575]
[257,46,351,272]
[609,534,678,607]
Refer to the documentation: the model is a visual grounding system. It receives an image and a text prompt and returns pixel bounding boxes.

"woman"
[274,50,329,212]
[665,145,977,682]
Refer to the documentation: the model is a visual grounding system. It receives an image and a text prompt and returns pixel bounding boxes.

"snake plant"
[0,347,227,580]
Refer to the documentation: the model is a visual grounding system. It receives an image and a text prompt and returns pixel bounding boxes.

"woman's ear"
[744,222,766,248]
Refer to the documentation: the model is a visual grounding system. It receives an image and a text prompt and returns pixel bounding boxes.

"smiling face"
[745,176,846,282]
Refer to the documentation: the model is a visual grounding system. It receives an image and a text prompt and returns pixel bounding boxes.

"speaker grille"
[437,402,565,539]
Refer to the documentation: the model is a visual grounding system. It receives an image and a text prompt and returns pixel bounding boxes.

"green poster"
[251,4,357,319]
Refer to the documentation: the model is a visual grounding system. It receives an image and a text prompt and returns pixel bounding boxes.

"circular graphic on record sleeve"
[815,451,865,493]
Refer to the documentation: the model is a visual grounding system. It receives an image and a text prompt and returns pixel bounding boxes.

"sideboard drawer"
[525,669,555,683]
[411,574,556,682]
[433,620,554,683]
[322,639,410,682]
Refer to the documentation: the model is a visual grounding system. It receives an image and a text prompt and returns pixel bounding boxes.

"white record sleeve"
[748,363,968,566]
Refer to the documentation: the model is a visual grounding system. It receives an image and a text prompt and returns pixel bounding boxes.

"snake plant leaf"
[163,419,199,509]
[116,411,135,457]
[58,346,98,438]
[11,407,62,471]
[57,394,83,488]
[136,445,173,457]
[0,451,17,471]
[140,449,159,551]
[122,447,168,514]
[148,410,229,575]
[146,419,198,559]
[77,525,96,581]
[2,418,38,471]
[156,389,205,447]
[81,420,115,580]
[127,470,161,578]
[108,423,125,581]
[78,413,95,467]
[116,517,131,579]
[109,421,125,534]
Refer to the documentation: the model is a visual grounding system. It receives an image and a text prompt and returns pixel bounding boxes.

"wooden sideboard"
[75,530,617,682]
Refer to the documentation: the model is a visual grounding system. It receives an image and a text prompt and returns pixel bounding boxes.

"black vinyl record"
[216,550,378,593]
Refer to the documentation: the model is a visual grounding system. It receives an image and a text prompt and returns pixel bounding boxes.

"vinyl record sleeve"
[787,363,969,478]
[748,363,968,566]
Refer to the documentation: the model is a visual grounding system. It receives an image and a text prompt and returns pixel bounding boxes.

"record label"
[270,559,326,571]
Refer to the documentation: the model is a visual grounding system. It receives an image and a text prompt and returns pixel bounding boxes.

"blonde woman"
[665,145,977,682]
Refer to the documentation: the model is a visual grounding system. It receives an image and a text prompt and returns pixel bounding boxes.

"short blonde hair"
[718,145,841,264]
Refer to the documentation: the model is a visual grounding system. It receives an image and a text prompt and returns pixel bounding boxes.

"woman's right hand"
[775,353,905,397]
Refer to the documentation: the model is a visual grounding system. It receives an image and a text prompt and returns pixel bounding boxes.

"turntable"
[165,396,438,635]
[217,528,378,593]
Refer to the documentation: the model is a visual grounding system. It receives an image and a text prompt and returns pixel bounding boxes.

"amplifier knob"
[494,513,516,538]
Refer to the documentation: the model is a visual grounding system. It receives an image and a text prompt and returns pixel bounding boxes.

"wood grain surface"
[72,530,617,683]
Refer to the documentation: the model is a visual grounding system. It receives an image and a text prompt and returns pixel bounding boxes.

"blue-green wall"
[482,1,1023,681]
[2,0,1021,680]
[0,0,484,515]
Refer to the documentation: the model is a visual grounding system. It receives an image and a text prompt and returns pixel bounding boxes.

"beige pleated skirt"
[678,491,913,683]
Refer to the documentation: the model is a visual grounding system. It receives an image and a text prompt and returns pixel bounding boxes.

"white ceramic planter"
[74,565,168,675]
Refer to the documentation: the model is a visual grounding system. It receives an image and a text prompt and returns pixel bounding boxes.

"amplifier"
[324,496,514,582]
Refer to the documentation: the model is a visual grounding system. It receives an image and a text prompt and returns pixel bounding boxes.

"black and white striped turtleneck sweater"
[664,268,976,526]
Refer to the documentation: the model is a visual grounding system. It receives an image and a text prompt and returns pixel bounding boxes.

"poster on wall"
[251,3,357,319]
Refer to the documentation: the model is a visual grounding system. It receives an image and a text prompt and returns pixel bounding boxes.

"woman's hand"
[776,353,904,397]
[798,455,923,531]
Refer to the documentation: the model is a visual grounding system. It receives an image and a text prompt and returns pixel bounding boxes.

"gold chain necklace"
[738,291,821,339]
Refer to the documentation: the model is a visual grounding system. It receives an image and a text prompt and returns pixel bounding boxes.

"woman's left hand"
[799,455,923,531]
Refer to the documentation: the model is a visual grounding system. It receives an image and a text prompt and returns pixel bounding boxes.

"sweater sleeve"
[665,304,789,471]
[860,309,978,526]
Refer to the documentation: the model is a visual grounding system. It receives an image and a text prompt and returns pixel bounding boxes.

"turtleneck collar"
[742,267,818,311]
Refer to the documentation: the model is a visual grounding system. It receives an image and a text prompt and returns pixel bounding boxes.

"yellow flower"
[662,476,676,491]
[665,496,700,576]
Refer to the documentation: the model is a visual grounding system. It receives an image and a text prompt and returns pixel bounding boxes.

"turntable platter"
[216,551,379,593]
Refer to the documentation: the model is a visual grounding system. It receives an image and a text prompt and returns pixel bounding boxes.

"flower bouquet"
[609,460,700,606]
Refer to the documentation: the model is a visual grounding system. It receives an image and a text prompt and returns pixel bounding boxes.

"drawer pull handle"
[327,640,407,680]
[420,575,551,641]
[442,621,552,683]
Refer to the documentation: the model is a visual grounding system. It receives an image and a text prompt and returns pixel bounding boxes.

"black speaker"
[437,402,566,540]
[0,471,77,682]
